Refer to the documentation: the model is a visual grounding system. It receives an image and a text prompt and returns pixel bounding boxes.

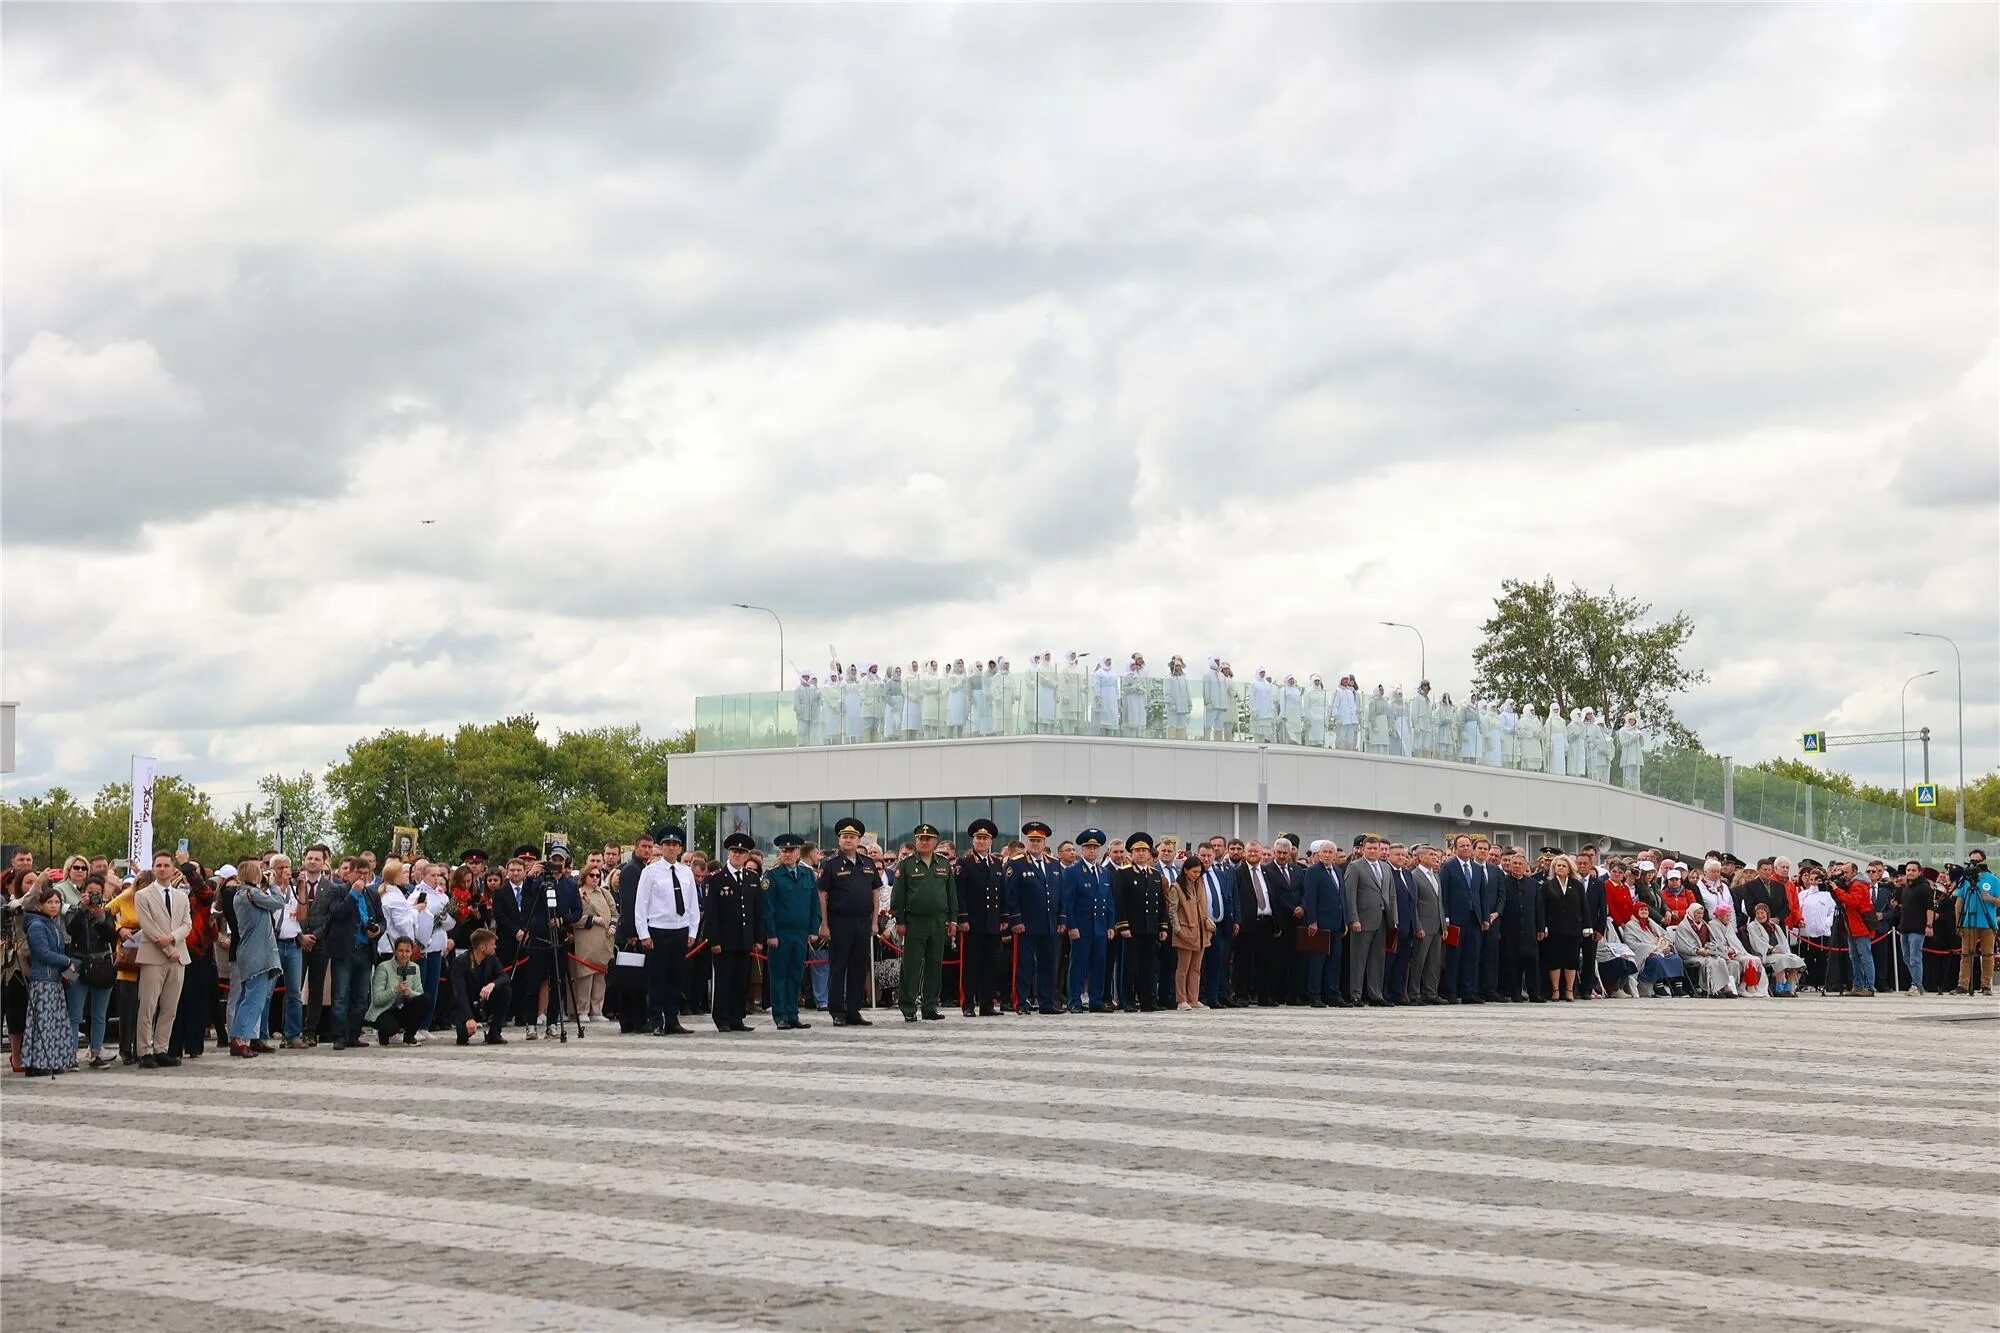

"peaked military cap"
[913,822,940,839]
[1126,832,1154,852]
[773,833,804,849]
[834,816,867,837]
[723,832,756,852]
[967,818,999,838]
[1077,828,1106,847]
[655,826,686,845]
[458,848,488,863]
[511,844,541,860]
[1021,820,1052,838]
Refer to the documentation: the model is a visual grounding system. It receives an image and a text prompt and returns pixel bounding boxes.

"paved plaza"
[3,998,1995,1331]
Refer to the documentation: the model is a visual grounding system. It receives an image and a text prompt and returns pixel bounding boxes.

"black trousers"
[711,949,750,1029]
[1123,934,1161,1010]
[645,927,688,1029]
[827,916,871,1017]
[374,998,422,1044]
[611,951,649,1032]
[1500,945,1541,999]
[455,977,513,1037]
[683,948,711,1014]
[961,930,1005,1012]
[303,948,330,1037]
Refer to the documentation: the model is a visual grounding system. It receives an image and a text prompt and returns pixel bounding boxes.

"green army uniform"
[891,842,957,1019]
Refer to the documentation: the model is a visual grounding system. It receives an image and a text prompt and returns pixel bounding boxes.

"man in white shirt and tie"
[633,827,700,1036]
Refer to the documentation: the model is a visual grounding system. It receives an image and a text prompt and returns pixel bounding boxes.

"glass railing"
[691,686,1986,857]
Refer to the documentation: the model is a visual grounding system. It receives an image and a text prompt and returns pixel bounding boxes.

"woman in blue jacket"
[22,883,79,1076]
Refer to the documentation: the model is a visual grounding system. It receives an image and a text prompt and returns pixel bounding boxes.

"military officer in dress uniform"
[761,834,821,1030]
[1061,829,1116,1012]
[1113,832,1171,1012]
[955,819,1009,1016]
[891,823,957,1021]
[700,833,764,1032]
[1005,821,1064,1014]
[816,817,878,1026]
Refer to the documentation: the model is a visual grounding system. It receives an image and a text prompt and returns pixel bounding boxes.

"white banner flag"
[129,754,158,870]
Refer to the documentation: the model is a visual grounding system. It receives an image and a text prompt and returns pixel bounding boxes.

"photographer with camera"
[520,844,581,1039]
[1950,854,1996,995]
[448,927,512,1044]
[64,873,118,1069]
[366,936,427,1045]
[324,860,386,1049]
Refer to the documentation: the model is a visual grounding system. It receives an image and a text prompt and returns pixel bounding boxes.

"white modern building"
[667,732,1868,863]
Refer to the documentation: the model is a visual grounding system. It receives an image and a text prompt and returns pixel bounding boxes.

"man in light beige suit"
[135,851,193,1067]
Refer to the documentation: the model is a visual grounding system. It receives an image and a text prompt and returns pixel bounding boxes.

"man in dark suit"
[1477,838,1509,1000]
[1383,846,1417,1004]
[1441,834,1485,1003]
[490,851,532,975]
[1576,844,1609,998]
[1233,842,1280,1005]
[1198,839,1237,1008]
[1302,841,1348,1006]
[610,833,655,1033]
[1264,835,1307,1003]
[1496,848,1547,1001]
[1344,834,1396,1005]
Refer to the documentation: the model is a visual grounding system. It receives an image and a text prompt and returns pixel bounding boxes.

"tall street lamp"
[1380,622,1426,684]
[731,603,785,692]
[1900,669,1937,848]
[1903,631,1964,860]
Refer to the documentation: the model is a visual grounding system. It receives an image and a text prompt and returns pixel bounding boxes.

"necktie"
[1255,868,1269,915]
[162,886,171,918]
[1208,870,1222,919]
[673,869,685,917]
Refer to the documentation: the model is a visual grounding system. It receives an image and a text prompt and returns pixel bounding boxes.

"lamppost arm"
[732,603,785,692]
[1380,622,1427,684]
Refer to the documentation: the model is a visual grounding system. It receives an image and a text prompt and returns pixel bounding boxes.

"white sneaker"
[525,1026,539,1041]
[544,1024,557,1039]
[1908,986,1922,997]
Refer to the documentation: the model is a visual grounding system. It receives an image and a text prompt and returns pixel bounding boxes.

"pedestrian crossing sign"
[1914,784,1938,808]
[1801,731,1825,754]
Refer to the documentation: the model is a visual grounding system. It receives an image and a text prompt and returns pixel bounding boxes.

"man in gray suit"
[1345,833,1398,1005]
[1407,845,1446,1004]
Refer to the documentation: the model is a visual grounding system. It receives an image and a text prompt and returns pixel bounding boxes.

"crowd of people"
[3,834,1993,1077]
[788,657,1652,783]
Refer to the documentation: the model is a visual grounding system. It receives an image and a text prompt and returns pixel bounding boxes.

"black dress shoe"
[830,1015,850,1026]
[730,1022,754,1032]
[138,1054,158,1069]
[848,1014,873,1026]
[791,1019,812,1030]
[156,1054,182,1067]
[921,1012,945,1021]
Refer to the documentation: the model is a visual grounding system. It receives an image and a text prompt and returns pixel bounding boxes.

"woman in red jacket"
[1830,868,1878,996]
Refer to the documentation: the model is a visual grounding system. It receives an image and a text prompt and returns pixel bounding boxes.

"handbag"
[1742,958,1761,989]
[83,952,117,988]
[114,942,139,971]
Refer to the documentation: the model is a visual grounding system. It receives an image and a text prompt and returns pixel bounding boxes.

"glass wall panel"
[886,801,921,852]
[854,802,886,851]
[921,799,956,845]
[994,798,1022,844]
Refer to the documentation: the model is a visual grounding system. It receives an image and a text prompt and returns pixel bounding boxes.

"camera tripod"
[537,923,585,1042]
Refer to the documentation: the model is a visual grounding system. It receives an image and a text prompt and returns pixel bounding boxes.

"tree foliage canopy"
[1472,577,1708,747]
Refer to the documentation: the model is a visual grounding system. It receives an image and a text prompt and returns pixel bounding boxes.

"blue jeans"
[230,971,276,1040]
[331,955,374,1044]
[1848,936,1876,992]
[1638,953,1685,985]
[67,981,113,1054]
[1901,932,1927,990]
[278,940,305,1040]
[809,946,829,1009]
[1202,928,1233,1006]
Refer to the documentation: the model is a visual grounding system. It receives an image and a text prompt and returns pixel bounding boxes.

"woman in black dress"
[1541,854,1587,1001]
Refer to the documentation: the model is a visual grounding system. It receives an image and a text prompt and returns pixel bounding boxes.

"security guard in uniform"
[955,818,1008,1016]
[816,817,878,1026]
[1062,829,1116,1012]
[761,833,821,1030]
[892,823,957,1021]
[701,833,763,1032]
[1005,821,1064,1014]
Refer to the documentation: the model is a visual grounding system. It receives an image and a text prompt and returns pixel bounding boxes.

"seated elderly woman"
[1618,899,1688,997]
[1744,901,1805,996]
[1669,900,1750,998]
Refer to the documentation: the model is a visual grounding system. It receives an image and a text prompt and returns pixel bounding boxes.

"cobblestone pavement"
[4,996,1996,1331]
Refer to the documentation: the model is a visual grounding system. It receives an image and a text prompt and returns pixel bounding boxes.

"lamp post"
[1380,622,1426,685]
[1903,632,1965,860]
[1899,669,1938,849]
[731,603,785,692]
[44,814,56,867]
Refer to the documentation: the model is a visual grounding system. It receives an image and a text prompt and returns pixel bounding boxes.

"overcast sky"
[4,4,1995,807]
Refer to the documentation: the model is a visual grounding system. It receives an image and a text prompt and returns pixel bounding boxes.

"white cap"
[1636,859,1656,871]
[1308,839,1333,853]
[1666,868,1684,880]
[216,864,239,879]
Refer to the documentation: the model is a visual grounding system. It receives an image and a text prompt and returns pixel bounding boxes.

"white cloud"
[3,331,200,426]
[0,4,1993,807]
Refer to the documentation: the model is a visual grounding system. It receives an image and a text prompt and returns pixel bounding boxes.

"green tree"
[1472,577,1708,746]
[255,770,336,855]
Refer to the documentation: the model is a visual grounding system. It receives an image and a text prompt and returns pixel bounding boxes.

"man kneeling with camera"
[449,927,513,1045]
[366,936,427,1046]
